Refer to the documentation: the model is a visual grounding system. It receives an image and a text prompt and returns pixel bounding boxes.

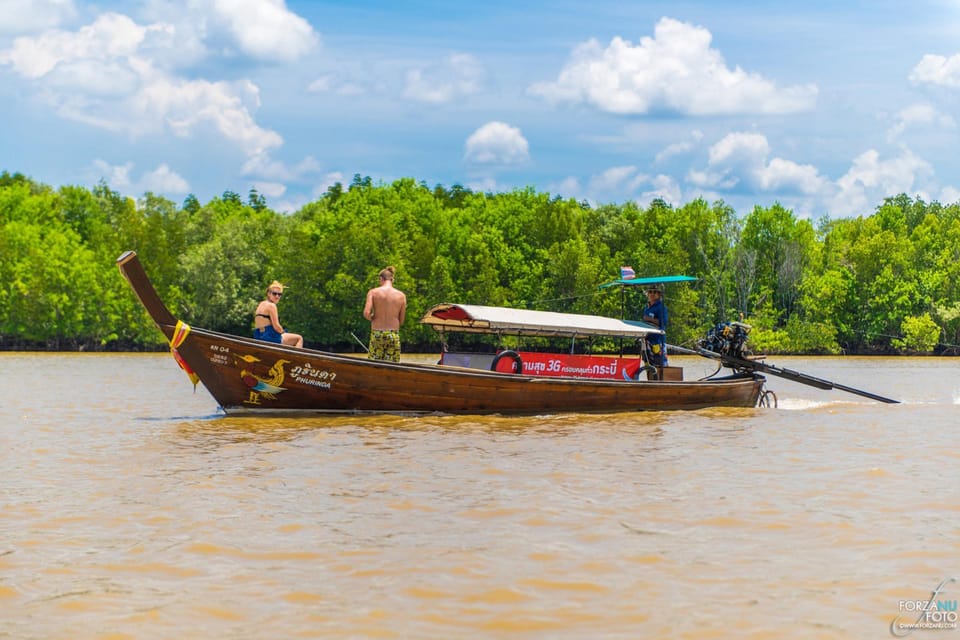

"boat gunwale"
[185,324,763,389]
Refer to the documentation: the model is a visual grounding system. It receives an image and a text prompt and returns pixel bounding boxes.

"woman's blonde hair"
[266,280,285,294]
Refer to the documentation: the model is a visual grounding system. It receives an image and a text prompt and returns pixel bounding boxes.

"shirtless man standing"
[363,266,407,362]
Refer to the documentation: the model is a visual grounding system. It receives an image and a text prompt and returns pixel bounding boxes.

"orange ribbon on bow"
[170,320,200,391]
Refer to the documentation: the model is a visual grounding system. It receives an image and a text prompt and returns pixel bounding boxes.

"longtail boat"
[117,251,771,414]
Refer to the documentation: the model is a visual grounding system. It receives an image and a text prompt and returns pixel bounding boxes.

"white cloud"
[547,167,674,206]
[708,131,770,167]
[0,12,284,157]
[252,181,286,198]
[91,159,189,195]
[587,165,647,194]
[306,74,365,96]
[464,121,530,165]
[910,53,960,88]
[135,76,283,156]
[702,131,826,195]
[92,159,134,190]
[528,17,817,115]
[403,53,484,103]
[639,174,682,206]
[141,163,190,193]
[465,177,516,194]
[0,2,318,159]
[940,186,960,205]
[655,130,703,164]
[241,153,323,181]
[0,12,148,79]
[687,167,736,190]
[755,157,824,193]
[836,149,928,193]
[544,176,582,200]
[829,149,934,216]
[887,102,956,140]
[45,58,141,96]
[306,52,484,102]
[271,196,307,214]
[315,171,346,194]
[0,0,76,34]
[211,0,318,62]
[684,132,947,217]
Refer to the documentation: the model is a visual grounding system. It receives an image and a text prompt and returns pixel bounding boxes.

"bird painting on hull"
[236,354,289,400]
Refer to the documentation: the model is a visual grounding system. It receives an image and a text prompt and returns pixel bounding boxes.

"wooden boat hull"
[117,251,765,415]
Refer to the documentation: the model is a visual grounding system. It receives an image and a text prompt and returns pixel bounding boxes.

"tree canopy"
[2,170,957,355]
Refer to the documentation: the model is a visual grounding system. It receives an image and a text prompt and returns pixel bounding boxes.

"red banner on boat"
[494,351,643,380]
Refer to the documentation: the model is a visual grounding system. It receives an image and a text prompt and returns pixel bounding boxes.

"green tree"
[893,313,940,352]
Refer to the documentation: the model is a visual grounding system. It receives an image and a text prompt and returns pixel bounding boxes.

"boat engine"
[698,321,752,359]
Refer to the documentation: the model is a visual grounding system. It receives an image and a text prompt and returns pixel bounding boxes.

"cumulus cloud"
[686,167,736,190]
[829,149,933,216]
[211,0,318,62]
[0,11,284,156]
[655,130,703,164]
[464,121,530,165]
[141,163,190,193]
[241,153,323,182]
[909,53,960,88]
[252,181,286,198]
[587,165,648,194]
[135,76,283,156]
[940,186,960,205]
[305,53,484,102]
[755,157,825,193]
[887,102,956,140]
[464,176,505,193]
[91,160,134,190]
[549,176,583,199]
[0,12,148,79]
[0,0,76,34]
[681,131,947,217]
[316,171,345,193]
[528,17,817,115]
[91,159,189,195]
[698,131,826,195]
[639,174,682,206]
[58,64,147,102]
[708,131,770,167]
[403,52,484,103]
[306,73,365,96]
[546,167,681,207]
[269,170,344,213]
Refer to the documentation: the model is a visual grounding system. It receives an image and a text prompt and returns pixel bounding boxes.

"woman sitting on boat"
[253,281,303,348]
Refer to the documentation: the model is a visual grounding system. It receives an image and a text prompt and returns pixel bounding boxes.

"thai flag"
[620,266,636,279]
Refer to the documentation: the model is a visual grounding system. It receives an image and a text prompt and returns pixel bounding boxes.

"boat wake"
[775,397,846,411]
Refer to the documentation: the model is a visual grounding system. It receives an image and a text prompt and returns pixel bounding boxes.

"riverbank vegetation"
[1,170,956,354]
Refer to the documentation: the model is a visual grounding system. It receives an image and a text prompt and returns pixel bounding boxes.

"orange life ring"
[490,350,523,374]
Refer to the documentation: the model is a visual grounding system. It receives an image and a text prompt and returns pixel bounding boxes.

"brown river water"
[1,353,958,639]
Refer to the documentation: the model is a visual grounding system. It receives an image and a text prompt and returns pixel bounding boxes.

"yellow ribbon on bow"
[170,320,200,391]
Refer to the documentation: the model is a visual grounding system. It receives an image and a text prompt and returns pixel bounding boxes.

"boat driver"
[642,285,668,366]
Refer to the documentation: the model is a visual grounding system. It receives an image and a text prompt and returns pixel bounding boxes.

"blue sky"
[2,0,960,218]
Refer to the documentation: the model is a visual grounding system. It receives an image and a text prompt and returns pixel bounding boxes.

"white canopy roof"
[420,303,662,338]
